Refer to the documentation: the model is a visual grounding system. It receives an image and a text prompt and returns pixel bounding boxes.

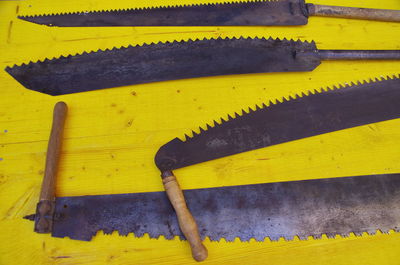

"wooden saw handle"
[35,102,68,233]
[162,171,208,262]
[40,102,68,201]
[307,4,400,22]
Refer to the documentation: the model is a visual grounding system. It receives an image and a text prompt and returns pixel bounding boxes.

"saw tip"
[18,15,54,26]
[23,214,36,221]
[154,137,185,172]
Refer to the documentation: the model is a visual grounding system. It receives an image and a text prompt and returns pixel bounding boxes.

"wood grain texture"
[40,102,67,201]
[0,0,400,264]
[309,4,400,22]
[33,101,67,233]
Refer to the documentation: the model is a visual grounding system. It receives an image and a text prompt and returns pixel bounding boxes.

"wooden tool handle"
[34,102,68,233]
[307,4,400,22]
[40,102,68,201]
[162,171,208,262]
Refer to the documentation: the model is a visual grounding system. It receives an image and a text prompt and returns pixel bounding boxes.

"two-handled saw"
[27,171,400,252]
[6,37,400,95]
[26,77,400,262]
[18,0,400,26]
[153,76,400,260]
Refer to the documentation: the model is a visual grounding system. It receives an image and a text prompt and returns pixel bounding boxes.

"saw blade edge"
[179,74,400,141]
[4,36,315,69]
[18,0,287,18]
[63,226,400,242]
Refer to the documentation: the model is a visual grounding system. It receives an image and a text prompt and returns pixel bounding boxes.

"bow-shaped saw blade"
[5,37,400,95]
[155,76,400,171]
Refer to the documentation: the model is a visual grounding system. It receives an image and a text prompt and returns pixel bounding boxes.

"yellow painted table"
[1,0,400,264]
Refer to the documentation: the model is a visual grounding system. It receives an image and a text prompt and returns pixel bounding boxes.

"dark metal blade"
[155,77,400,171]
[51,173,400,241]
[18,0,308,27]
[5,38,320,95]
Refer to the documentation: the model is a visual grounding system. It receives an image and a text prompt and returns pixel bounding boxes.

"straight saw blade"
[155,76,400,171]
[5,37,320,95]
[18,0,309,27]
[47,173,400,241]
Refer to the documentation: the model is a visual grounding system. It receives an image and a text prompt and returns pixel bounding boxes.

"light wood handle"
[162,172,208,262]
[40,101,68,201]
[307,4,400,22]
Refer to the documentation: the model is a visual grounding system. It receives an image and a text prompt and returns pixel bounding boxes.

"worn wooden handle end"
[35,102,68,233]
[162,173,208,262]
[40,101,68,201]
[308,4,400,22]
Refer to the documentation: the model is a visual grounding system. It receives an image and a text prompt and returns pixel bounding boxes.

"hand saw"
[18,0,400,26]
[26,173,400,244]
[153,76,400,258]
[155,76,400,171]
[6,37,400,95]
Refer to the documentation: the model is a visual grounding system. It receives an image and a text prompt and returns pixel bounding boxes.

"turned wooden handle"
[39,102,68,201]
[162,172,208,262]
[307,4,400,22]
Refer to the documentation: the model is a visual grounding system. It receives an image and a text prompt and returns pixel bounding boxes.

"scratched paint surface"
[0,0,400,264]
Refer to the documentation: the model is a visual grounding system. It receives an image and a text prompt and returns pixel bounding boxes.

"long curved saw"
[18,0,400,26]
[5,37,400,95]
[155,76,400,171]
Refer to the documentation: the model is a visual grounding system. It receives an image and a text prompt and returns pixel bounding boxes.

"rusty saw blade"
[25,173,400,241]
[17,0,308,26]
[155,76,400,171]
[17,0,400,26]
[5,37,400,95]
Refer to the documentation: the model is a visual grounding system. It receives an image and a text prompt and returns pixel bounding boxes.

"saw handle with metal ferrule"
[162,171,208,262]
[307,4,400,22]
[34,102,68,233]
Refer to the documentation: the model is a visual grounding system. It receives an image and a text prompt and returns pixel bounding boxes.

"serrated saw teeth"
[17,0,309,27]
[19,0,283,16]
[6,36,319,95]
[40,174,400,244]
[179,75,400,144]
[155,76,400,171]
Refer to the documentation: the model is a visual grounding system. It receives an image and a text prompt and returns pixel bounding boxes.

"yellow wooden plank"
[0,0,400,264]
